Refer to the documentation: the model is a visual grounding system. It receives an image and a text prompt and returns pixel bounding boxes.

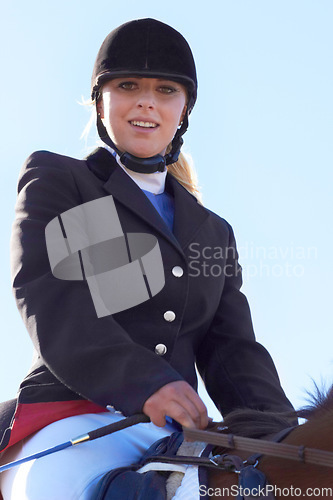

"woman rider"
[0,18,294,499]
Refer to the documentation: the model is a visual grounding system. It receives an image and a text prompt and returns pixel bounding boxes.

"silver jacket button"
[155,344,167,355]
[164,310,176,322]
[172,266,184,278]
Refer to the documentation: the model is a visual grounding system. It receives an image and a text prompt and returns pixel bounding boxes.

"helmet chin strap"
[96,114,187,174]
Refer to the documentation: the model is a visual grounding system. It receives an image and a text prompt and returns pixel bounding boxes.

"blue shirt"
[142,190,175,233]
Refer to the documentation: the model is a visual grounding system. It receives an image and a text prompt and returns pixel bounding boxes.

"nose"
[136,88,155,110]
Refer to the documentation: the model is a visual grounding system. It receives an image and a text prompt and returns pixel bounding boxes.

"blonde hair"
[166,150,202,203]
[81,100,202,203]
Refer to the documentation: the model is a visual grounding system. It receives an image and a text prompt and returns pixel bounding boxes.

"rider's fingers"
[165,400,197,429]
[181,385,208,429]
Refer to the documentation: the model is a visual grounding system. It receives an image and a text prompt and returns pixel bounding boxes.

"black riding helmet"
[91,18,197,173]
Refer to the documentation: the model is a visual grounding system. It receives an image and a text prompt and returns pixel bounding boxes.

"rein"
[183,427,333,468]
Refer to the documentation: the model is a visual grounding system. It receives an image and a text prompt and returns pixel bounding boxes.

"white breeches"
[0,411,175,500]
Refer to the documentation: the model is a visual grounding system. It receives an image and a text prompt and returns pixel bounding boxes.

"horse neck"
[210,410,333,499]
[259,408,333,494]
[286,408,333,450]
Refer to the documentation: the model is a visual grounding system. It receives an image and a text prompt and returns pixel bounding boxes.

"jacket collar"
[86,148,209,252]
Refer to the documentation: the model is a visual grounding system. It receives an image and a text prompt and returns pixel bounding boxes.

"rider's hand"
[142,380,208,429]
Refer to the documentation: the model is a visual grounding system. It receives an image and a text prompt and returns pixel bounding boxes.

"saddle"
[93,432,208,499]
[92,431,274,500]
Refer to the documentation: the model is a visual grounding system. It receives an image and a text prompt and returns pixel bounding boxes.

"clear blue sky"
[0,0,332,420]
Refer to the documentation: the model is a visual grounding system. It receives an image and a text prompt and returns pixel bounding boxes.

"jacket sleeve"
[196,222,295,417]
[10,152,183,415]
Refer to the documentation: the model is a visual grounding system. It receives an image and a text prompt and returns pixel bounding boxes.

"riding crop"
[0,413,150,473]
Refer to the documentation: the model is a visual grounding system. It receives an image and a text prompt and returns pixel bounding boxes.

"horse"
[1,386,332,499]
[203,384,333,499]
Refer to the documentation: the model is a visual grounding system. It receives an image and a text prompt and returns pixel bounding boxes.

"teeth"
[131,121,157,128]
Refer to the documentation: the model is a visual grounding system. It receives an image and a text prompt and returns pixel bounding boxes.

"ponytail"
[167,150,202,204]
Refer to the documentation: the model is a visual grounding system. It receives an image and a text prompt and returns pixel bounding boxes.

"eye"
[158,85,178,95]
[118,81,137,90]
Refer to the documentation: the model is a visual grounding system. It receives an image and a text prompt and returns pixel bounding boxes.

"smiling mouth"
[130,120,158,128]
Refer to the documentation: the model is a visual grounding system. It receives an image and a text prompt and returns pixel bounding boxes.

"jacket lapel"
[87,148,182,251]
[166,174,209,250]
[86,148,209,252]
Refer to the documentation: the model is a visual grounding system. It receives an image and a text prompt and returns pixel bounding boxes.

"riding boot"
[93,467,167,499]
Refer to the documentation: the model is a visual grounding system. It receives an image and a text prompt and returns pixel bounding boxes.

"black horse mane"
[219,383,333,439]
[220,408,296,439]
